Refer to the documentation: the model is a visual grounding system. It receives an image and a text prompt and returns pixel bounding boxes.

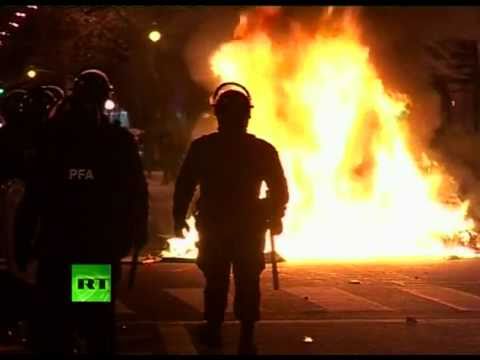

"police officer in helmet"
[0,89,29,123]
[14,69,149,354]
[42,85,65,105]
[0,88,40,347]
[24,86,58,124]
[173,83,289,354]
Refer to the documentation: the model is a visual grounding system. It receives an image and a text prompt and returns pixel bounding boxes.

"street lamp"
[26,67,55,80]
[104,99,115,111]
[27,69,37,79]
[148,30,162,43]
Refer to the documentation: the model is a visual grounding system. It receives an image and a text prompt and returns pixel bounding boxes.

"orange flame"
[163,7,477,262]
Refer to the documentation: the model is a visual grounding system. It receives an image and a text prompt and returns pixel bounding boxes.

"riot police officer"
[24,86,58,124]
[14,69,149,354]
[173,83,289,354]
[42,85,65,105]
[0,85,58,183]
[0,88,36,265]
[0,86,53,348]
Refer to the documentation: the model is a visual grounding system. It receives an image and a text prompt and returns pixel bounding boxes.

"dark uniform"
[0,90,38,184]
[1,87,59,266]
[0,85,58,184]
[173,84,288,353]
[14,70,149,354]
[0,89,39,345]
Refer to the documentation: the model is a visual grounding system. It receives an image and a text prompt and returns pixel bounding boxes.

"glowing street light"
[9,22,19,28]
[148,30,162,43]
[15,12,27,18]
[104,99,115,111]
[27,69,37,79]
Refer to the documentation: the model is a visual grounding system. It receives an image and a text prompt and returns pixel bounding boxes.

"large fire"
[163,7,478,262]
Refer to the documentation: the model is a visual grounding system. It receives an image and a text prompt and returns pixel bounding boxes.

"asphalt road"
[3,172,480,355]
[5,259,480,355]
[111,258,480,355]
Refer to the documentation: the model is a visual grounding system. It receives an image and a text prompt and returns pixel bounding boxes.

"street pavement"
[3,172,480,355]
[111,259,480,355]
[4,257,480,355]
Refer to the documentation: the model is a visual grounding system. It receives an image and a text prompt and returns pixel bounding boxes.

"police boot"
[238,321,257,355]
[195,321,222,348]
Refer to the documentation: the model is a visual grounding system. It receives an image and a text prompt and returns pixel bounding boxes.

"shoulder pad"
[193,133,217,145]
[252,135,276,151]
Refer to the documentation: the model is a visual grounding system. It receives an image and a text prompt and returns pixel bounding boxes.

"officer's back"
[15,69,148,355]
[34,110,138,261]
[174,86,288,237]
[173,83,289,355]
[16,69,147,265]
[188,131,279,224]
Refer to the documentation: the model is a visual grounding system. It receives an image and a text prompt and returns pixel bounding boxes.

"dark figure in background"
[24,86,58,129]
[0,89,38,184]
[173,83,289,354]
[42,85,65,106]
[14,69,149,354]
[0,86,61,266]
[0,89,40,346]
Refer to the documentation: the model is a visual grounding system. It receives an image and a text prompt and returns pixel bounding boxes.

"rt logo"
[68,168,95,180]
[71,264,111,303]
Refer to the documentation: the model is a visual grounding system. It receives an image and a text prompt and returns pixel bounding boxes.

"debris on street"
[303,336,314,343]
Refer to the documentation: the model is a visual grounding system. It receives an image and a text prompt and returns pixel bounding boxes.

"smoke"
[357,7,480,229]
[359,8,478,137]
[184,7,242,92]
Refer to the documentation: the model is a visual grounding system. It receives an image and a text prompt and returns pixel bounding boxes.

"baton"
[269,230,280,290]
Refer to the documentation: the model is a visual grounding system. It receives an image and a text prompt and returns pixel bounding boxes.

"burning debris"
[121,254,162,264]
[168,7,479,262]
[161,217,198,260]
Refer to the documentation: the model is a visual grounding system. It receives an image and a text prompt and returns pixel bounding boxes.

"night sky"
[1,6,480,134]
